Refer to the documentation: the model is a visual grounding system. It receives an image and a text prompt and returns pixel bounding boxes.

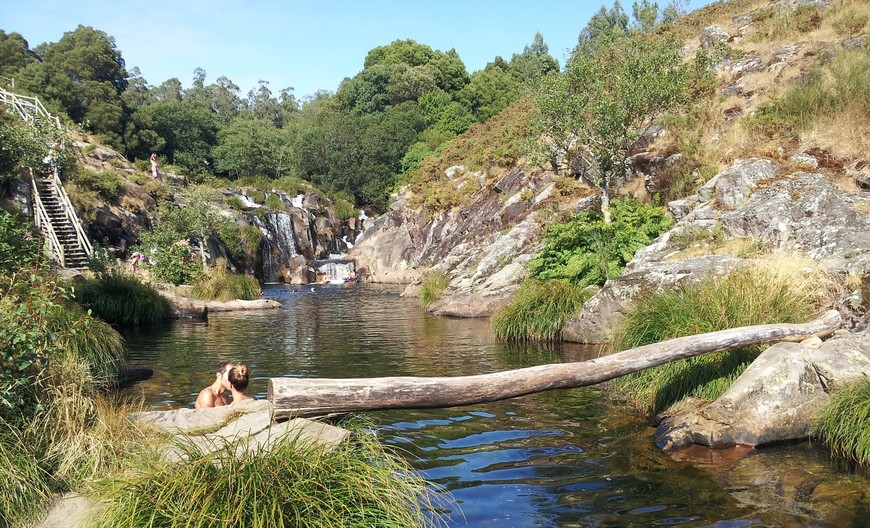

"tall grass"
[612,259,836,413]
[0,428,52,528]
[420,270,449,308]
[492,279,592,342]
[812,379,870,466]
[75,270,170,326]
[92,421,443,528]
[191,260,261,301]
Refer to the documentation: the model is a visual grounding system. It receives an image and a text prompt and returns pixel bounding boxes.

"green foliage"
[240,224,263,256]
[420,270,449,308]
[191,263,260,302]
[125,101,219,174]
[92,420,438,528]
[0,117,45,183]
[833,9,869,37]
[212,116,292,179]
[536,34,690,220]
[0,211,38,273]
[528,199,672,286]
[224,194,245,210]
[75,270,169,326]
[812,379,870,466]
[332,198,357,220]
[612,267,826,413]
[0,429,52,528]
[492,279,592,342]
[265,193,284,211]
[71,167,122,199]
[748,4,823,42]
[749,49,870,138]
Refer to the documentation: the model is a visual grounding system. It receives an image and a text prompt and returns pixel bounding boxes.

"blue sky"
[3,0,712,100]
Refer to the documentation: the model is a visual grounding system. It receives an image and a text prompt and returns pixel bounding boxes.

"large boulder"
[655,331,870,450]
[564,159,870,343]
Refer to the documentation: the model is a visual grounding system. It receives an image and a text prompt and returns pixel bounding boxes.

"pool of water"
[121,283,870,527]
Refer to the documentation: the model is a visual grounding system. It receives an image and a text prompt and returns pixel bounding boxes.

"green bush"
[333,198,358,220]
[75,271,170,326]
[492,279,592,342]
[191,263,260,301]
[612,266,829,413]
[420,270,449,308]
[72,167,122,199]
[265,193,284,211]
[812,379,870,466]
[527,199,672,286]
[0,211,39,273]
[92,420,438,528]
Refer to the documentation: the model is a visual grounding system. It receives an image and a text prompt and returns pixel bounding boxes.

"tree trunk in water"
[269,310,841,418]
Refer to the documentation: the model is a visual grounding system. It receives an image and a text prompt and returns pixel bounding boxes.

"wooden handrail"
[50,168,93,257]
[0,85,61,128]
[30,171,66,267]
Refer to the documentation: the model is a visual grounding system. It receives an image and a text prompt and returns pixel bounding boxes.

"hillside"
[350,0,870,333]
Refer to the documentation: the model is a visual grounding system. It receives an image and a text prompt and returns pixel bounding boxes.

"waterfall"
[290,194,304,208]
[309,259,356,284]
[258,212,299,283]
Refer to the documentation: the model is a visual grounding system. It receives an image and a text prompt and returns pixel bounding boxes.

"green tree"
[510,32,560,83]
[0,30,37,80]
[575,1,629,54]
[536,35,689,223]
[126,101,219,173]
[458,58,522,122]
[213,116,289,178]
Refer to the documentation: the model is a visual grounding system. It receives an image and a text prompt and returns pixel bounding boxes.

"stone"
[714,159,777,209]
[35,493,100,528]
[700,25,730,48]
[841,36,866,50]
[790,152,819,169]
[445,165,466,179]
[655,332,870,450]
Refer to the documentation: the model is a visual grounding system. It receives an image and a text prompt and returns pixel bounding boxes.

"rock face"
[655,331,870,450]
[351,167,577,317]
[564,159,870,343]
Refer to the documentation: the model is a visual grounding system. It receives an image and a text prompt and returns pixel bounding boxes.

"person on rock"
[224,364,255,404]
[194,361,233,408]
[150,152,161,181]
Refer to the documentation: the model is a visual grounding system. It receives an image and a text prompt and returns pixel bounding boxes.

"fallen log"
[269,310,841,418]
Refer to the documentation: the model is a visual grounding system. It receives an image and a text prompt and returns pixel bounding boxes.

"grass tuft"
[612,259,836,413]
[812,379,870,466]
[75,270,170,326]
[191,260,261,301]
[492,279,592,343]
[420,270,449,308]
[92,419,443,528]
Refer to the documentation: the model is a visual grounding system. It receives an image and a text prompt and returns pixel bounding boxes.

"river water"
[122,283,870,527]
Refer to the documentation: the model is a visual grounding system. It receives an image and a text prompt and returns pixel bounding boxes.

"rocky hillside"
[351,0,870,334]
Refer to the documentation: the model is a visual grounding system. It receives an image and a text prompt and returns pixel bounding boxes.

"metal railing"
[0,85,61,128]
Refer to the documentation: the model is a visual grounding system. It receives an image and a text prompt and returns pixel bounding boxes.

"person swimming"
[194,361,233,408]
[224,364,255,404]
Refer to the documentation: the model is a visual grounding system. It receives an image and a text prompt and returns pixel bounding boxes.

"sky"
[2,0,713,100]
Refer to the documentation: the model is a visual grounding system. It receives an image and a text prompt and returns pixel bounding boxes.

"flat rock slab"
[129,399,270,434]
[35,493,100,528]
[160,292,282,319]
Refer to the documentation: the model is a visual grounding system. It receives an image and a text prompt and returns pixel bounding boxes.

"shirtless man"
[194,361,233,408]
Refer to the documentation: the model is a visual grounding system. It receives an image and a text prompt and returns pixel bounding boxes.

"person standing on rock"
[194,361,233,408]
[150,152,161,181]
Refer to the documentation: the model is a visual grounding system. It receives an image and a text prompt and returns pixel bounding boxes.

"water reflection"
[122,283,870,527]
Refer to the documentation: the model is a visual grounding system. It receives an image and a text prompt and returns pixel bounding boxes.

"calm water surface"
[122,284,870,527]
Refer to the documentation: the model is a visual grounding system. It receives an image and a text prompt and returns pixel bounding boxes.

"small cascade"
[228,191,261,209]
[290,194,304,208]
[309,259,356,284]
[257,211,299,283]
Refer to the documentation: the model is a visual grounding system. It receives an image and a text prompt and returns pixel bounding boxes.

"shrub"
[224,195,245,210]
[333,198,358,221]
[812,379,870,466]
[612,262,835,413]
[492,279,592,342]
[0,211,39,273]
[527,199,672,286]
[72,167,122,199]
[265,193,284,211]
[420,270,449,308]
[75,270,170,326]
[92,420,439,528]
[191,261,260,301]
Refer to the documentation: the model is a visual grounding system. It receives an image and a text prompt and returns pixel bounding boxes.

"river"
[121,283,870,527]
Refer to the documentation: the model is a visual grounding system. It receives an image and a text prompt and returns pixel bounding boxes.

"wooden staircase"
[1,81,93,269]
[31,171,91,269]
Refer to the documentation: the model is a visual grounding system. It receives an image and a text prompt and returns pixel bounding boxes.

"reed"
[612,260,835,413]
[92,420,443,528]
[492,279,591,342]
[75,271,170,326]
[812,379,870,466]
[191,260,261,301]
[420,270,449,308]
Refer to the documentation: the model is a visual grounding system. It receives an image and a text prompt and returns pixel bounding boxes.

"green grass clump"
[75,271,170,326]
[72,167,122,199]
[420,270,449,308]
[0,429,52,528]
[265,193,284,211]
[92,422,441,528]
[333,198,358,220]
[812,379,870,466]
[191,262,261,301]
[612,263,834,413]
[492,279,592,342]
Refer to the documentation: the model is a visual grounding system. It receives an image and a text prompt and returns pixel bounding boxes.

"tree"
[510,33,560,83]
[213,116,289,178]
[458,58,522,122]
[0,30,37,80]
[535,35,689,223]
[575,2,629,54]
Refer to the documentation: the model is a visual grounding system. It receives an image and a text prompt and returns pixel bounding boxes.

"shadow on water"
[121,283,870,527]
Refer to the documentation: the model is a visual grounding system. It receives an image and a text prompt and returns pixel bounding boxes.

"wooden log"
[269,310,841,418]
